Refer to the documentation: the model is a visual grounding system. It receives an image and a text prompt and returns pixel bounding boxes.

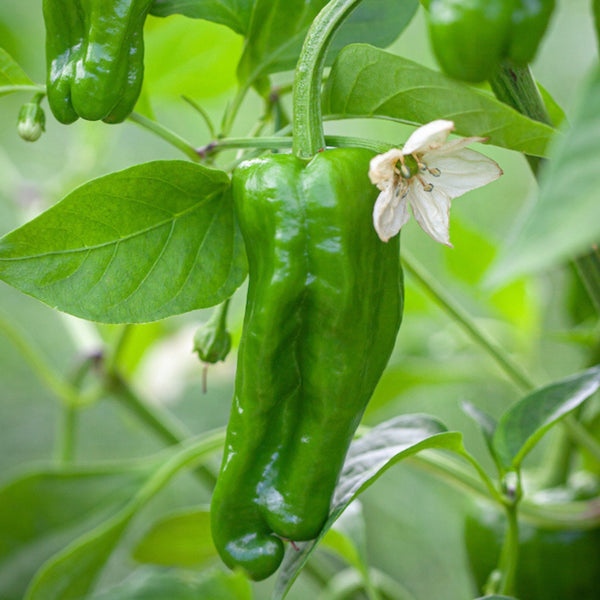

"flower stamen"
[413,154,427,172]
[416,175,434,192]
[428,167,441,177]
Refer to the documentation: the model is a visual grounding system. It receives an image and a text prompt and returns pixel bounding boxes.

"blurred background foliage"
[0,1,598,599]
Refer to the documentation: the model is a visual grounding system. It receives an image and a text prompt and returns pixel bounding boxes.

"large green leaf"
[272,415,462,600]
[237,0,418,86]
[0,161,247,324]
[488,67,600,283]
[492,365,600,469]
[132,507,217,567]
[91,567,252,600]
[0,463,155,600]
[25,432,224,600]
[322,44,556,157]
[150,0,253,35]
[0,47,35,96]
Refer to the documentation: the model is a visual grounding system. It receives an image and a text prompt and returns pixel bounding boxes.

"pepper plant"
[1,1,600,599]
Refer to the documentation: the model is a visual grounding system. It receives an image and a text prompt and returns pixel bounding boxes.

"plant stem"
[128,112,201,162]
[495,503,519,596]
[105,324,133,374]
[181,95,217,139]
[221,85,250,137]
[292,0,363,158]
[106,372,218,487]
[0,312,82,406]
[199,135,391,157]
[58,404,78,463]
[0,84,46,95]
[401,250,534,392]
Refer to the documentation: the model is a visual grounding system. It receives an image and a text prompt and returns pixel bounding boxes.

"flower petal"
[402,120,455,156]
[373,182,410,242]
[408,181,452,246]
[421,148,503,200]
[369,148,404,191]
[425,136,488,156]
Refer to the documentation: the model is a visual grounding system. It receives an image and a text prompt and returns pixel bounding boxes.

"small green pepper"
[210,148,404,581]
[43,0,154,124]
[423,0,556,83]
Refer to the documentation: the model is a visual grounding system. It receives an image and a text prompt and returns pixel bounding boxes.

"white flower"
[369,120,502,246]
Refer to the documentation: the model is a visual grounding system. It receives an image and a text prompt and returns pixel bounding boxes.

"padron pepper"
[421,0,556,82]
[43,0,153,124]
[210,148,404,581]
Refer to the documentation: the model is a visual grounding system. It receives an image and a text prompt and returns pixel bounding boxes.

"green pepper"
[423,0,555,83]
[210,148,404,581]
[43,0,153,124]
[465,495,600,599]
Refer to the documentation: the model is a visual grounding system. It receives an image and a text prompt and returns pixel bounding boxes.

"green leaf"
[237,0,418,87]
[322,44,556,157]
[0,161,247,324]
[492,365,600,469]
[91,567,252,600]
[272,415,462,600]
[475,597,519,600]
[488,67,600,283]
[150,0,253,35]
[24,432,224,600]
[0,463,155,600]
[537,82,566,127]
[133,507,217,567]
[0,47,35,96]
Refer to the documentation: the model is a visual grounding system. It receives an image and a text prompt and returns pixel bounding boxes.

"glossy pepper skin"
[210,148,404,581]
[465,497,600,599]
[423,0,555,83]
[43,0,153,124]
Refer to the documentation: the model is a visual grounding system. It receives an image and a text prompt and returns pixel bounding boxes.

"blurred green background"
[0,1,598,598]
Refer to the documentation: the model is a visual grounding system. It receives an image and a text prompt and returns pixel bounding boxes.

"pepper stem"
[292,0,363,159]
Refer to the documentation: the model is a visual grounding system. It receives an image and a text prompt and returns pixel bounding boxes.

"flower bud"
[17,101,46,142]
[193,300,232,364]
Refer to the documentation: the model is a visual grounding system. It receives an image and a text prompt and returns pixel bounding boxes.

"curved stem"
[105,372,218,488]
[128,112,201,162]
[221,85,250,137]
[0,311,82,406]
[401,250,535,392]
[292,0,363,158]
[181,95,216,139]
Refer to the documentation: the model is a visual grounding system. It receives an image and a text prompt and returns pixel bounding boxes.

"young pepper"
[210,148,404,581]
[43,0,154,124]
[422,0,556,83]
